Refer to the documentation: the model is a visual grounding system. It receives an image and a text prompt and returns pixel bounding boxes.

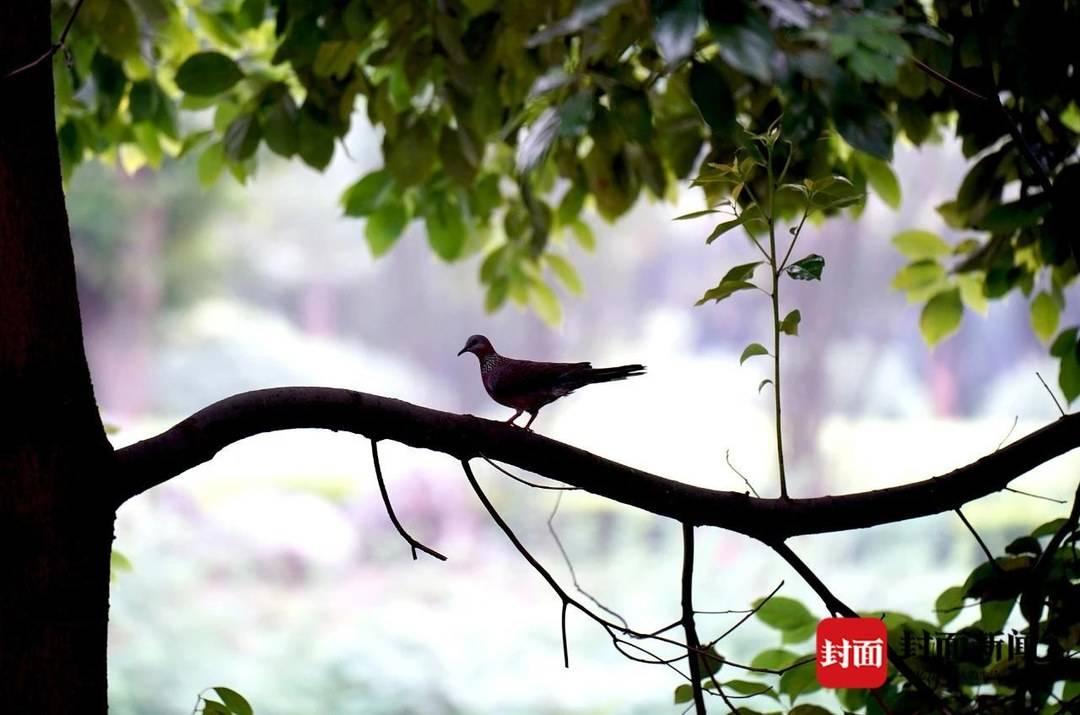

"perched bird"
[457,334,645,430]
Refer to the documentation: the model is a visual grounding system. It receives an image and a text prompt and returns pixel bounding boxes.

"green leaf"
[697,644,725,676]
[919,288,963,347]
[674,683,694,704]
[749,648,800,671]
[365,201,409,257]
[934,585,965,626]
[611,87,653,143]
[706,2,775,82]
[705,215,748,243]
[834,100,894,161]
[87,0,139,59]
[653,0,699,66]
[780,309,801,336]
[695,280,755,306]
[675,208,723,221]
[892,260,945,293]
[313,40,360,79]
[297,112,335,170]
[892,230,950,259]
[386,121,436,186]
[212,687,253,715]
[530,279,562,325]
[1030,292,1060,343]
[689,61,735,135]
[342,170,393,217]
[758,378,772,393]
[485,278,509,312]
[545,254,583,295]
[110,549,133,582]
[722,261,763,283]
[753,596,815,631]
[1050,327,1079,358]
[1032,518,1068,538]
[1059,342,1080,403]
[262,93,299,157]
[201,701,231,715]
[526,0,625,47]
[129,81,160,123]
[858,154,901,209]
[779,659,820,700]
[438,127,480,186]
[740,342,769,365]
[569,219,596,251]
[785,254,824,281]
[223,114,261,162]
[977,598,1015,632]
[789,706,833,715]
[1004,535,1042,556]
[197,143,225,186]
[557,184,586,225]
[175,52,244,96]
[782,621,817,644]
[424,195,468,261]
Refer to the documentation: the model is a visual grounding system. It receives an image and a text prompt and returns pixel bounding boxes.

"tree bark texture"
[1,2,114,711]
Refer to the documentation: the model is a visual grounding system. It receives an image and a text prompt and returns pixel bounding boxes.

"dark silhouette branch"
[680,523,707,715]
[3,0,87,80]
[547,491,628,628]
[114,388,1080,541]
[480,454,578,491]
[369,440,447,562]
[955,508,1000,573]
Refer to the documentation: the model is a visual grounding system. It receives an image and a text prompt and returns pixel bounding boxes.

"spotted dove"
[457,334,646,430]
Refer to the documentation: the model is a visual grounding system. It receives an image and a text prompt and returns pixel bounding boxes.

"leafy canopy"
[48,0,1080,393]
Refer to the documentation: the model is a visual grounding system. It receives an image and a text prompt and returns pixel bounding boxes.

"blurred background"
[80,116,1078,713]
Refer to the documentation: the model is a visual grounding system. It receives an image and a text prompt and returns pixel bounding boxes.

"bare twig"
[955,508,1001,573]
[370,440,447,561]
[547,491,628,628]
[1003,487,1066,505]
[1036,372,1066,417]
[681,523,708,714]
[481,454,578,491]
[3,0,88,80]
[995,416,1019,451]
[709,580,784,646]
[724,450,759,498]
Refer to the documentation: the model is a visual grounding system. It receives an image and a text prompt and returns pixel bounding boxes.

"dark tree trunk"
[1,2,115,711]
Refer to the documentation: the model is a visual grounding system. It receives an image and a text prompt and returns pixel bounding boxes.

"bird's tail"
[577,363,646,386]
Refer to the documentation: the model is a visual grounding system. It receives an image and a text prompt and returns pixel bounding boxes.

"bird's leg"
[523,410,539,431]
[506,409,523,425]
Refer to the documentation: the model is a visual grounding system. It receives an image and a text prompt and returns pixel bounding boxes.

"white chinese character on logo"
[820,638,851,668]
[851,638,884,668]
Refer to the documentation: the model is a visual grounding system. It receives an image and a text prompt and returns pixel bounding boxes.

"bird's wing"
[490,358,591,398]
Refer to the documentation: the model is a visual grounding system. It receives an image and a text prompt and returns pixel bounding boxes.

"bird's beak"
[457,346,468,356]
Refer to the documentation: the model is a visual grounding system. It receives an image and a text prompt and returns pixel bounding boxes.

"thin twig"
[1036,372,1066,417]
[910,57,987,103]
[561,601,569,668]
[681,523,708,715]
[547,491,628,628]
[955,508,1001,573]
[996,416,1019,451]
[480,454,578,491]
[724,450,759,498]
[3,0,88,80]
[370,440,447,561]
[709,580,784,646]
[1003,487,1067,505]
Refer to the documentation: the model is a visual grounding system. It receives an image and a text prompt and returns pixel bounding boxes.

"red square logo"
[816,617,888,688]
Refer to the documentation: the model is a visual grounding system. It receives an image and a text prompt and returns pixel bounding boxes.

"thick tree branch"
[114,387,1080,541]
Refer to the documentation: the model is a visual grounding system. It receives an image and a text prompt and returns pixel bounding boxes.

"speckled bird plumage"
[458,334,645,430]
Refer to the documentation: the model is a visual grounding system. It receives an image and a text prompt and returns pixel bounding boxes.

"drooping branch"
[114,387,1080,541]
[369,440,447,562]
